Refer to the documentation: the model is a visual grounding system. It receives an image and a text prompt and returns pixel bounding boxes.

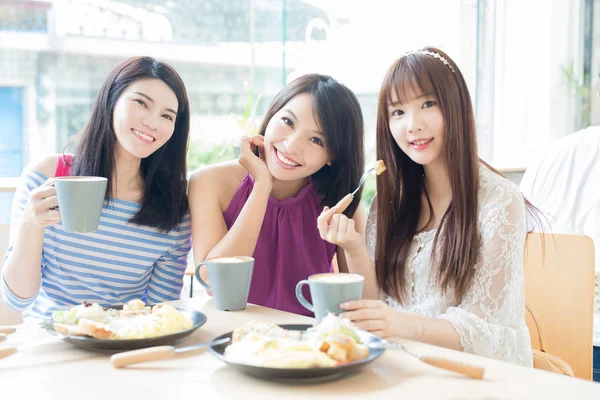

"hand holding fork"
[331,160,386,214]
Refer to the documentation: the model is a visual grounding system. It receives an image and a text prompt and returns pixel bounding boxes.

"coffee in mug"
[54,176,108,233]
[295,273,364,322]
[195,256,254,311]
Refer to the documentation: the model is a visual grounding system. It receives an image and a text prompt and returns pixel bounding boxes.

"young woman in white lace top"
[317,47,534,366]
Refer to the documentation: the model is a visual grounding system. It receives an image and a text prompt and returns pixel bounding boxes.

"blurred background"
[0,0,598,215]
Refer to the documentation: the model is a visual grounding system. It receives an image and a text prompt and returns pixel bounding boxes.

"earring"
[327,161,332,166]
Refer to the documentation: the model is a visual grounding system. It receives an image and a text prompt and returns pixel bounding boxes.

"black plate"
[208,324,385,382]
[44,307,207,352]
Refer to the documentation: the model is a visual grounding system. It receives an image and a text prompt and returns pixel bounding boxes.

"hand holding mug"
[24,179,61,228]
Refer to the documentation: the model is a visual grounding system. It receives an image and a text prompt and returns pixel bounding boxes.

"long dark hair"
[72,56,190,232]
[256,74,365,217]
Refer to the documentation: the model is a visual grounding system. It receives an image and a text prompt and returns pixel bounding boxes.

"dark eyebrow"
[283,108,298,121]
[283,108,324,136]
[133,92,177,115]
[387,92,435,107]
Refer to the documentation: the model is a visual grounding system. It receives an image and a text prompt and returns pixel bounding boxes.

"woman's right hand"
[238,135,272,187]
[23,179,61,228]
[317,206,366,254]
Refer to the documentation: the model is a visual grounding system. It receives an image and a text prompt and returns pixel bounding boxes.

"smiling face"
[387,88,446,168]
[112,78,178,159]
[263,93,330,181]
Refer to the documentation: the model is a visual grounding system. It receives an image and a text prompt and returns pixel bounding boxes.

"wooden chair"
[185,264,195,297]
[0,223,23,326]
[523,233,595,379]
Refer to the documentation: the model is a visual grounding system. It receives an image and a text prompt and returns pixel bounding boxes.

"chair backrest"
[523,232,595,380]
[0,223,23,325]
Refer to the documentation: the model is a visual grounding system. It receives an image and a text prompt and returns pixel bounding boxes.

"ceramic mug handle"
[295,280,313,312]
[195,262,211,292]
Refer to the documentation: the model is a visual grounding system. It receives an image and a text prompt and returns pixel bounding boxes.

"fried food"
[375,159,387,175]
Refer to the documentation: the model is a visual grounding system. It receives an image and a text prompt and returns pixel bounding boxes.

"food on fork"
[333,159,387,214]
[374,159,387,175]
[51,300,192,340]
[224,314,369,368]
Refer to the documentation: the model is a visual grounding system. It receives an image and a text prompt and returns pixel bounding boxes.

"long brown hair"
[375,47,480,303]
[72,56,190,232]
[256,74,365,217]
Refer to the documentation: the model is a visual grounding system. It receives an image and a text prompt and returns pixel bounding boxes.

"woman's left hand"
[340,299,419,339]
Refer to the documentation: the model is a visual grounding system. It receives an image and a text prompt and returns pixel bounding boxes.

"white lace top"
[366,167,533,366]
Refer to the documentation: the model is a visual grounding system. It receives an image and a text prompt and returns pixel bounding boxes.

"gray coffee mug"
[54,177,108,233]
[296,273,364,322]
[195,256,254,311]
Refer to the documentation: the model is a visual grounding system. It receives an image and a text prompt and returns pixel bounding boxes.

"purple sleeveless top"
[223,174,337,316]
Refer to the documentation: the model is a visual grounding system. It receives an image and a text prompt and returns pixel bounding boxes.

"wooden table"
[1,296,600,399]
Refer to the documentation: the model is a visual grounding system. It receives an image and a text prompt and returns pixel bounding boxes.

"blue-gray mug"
[296,273,364,322]
[195,256,254,311]
[54,176,107,233]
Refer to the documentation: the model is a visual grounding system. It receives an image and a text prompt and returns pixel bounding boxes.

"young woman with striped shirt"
[1,56,191,319]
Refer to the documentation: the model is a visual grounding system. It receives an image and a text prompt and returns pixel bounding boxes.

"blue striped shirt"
[1,169,191,319]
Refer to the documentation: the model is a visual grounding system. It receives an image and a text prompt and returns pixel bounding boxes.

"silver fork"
[351,165,377,196]
[334,164,382,213]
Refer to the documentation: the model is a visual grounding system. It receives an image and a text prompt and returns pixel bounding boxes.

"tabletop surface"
[1,296,599,400]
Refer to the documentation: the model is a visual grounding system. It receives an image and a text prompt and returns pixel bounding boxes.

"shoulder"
[27,154,58,178]
[558,125,600,146]
[479,166,525,214]
[188,160,247,200]
[190,160,246,187]
[528,126,600,170]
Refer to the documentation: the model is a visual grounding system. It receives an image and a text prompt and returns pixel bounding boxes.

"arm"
[190,136,273,282]
[334,205,367,273]
[1,156,59,308]
[318,201,379,300]
[335,205,380,299]
[146,226,192,304]
[189,167,270,262]
[342,180,530,364]
[435,181,529,362]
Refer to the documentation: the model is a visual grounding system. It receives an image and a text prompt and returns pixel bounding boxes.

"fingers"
[317,206,337,236]
[30,183,57,202]
[36,195,59,213]
[333,194,354,214]
[40,178,55,188]
[27,179,62,226]
[41,210,61,224]
[250,135,265,146]
[239,136,262,164]
[340,300,384,311]
[326,214,341,243]
[337,214,348,243]
[347,218,355,236]
[351,319,386,333]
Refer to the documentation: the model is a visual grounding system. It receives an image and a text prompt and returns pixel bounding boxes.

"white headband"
[417,50,456,74]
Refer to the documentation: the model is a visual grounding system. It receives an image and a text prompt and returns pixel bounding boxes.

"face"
[112,78,178,159]
[263,93,330,181]
[387,88,445,168]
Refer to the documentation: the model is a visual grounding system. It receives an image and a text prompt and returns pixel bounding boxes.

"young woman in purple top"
[189,74,365,316]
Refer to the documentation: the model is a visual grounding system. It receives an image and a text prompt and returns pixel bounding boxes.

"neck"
[270,177,309,200]
[423,158,452,201]
[113,144,143,194]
